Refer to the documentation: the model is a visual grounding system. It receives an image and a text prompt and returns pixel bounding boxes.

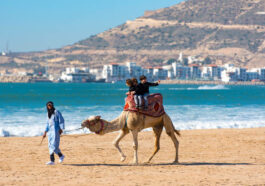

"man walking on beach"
[43,101,65,165]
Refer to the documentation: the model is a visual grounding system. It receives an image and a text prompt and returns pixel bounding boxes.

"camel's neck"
[100,112,128,134]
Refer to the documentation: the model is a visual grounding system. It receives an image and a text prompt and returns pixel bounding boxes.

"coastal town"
[0,52,265,84]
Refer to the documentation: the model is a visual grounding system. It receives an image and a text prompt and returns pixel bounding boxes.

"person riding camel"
[137,75,160,110]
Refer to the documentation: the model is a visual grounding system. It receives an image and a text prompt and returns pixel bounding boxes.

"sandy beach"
[1,127,265,185]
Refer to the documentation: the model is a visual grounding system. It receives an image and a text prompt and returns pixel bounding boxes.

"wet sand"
[0,128,265,185]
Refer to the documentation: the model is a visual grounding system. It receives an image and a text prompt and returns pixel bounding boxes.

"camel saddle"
[123,93,165,117]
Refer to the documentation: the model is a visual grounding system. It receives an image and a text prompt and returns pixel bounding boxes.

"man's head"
[46,101,54,110]
[46,101,55,118]
[140,75,147,83]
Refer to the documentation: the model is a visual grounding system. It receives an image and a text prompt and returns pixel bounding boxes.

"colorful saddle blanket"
[123,93,165,117]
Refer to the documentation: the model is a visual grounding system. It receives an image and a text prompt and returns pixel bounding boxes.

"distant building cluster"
[100,62,168,83]
[85,62,264,83]
[1,52,264,83]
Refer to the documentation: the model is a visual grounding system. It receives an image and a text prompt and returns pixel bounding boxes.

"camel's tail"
[164,113,181,137]
[175,129,181,136]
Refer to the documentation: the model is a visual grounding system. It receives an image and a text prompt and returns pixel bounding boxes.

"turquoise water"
[0,83,265,136]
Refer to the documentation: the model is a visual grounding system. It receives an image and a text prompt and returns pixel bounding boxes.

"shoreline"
[1,126,265,138]
[0,78,265,85]
[161,79,265,85]
[1,127,265,185]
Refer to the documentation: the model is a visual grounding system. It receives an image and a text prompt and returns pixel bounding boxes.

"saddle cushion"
[123,93,165,117]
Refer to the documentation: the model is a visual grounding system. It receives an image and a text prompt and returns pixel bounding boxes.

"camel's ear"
[96,116,101,120]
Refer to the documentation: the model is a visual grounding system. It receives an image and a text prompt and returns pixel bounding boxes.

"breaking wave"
[1,104,264,137]
[169,85,229,90]
[197,85,229,90]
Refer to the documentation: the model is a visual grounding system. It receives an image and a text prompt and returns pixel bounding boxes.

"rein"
[63,127,84,134]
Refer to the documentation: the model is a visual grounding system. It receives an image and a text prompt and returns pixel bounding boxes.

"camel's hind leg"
[163,114,180,163]
[113,128,129,162]
[146,124,163,163]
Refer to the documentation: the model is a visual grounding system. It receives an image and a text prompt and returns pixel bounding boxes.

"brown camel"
[81,111,180,165]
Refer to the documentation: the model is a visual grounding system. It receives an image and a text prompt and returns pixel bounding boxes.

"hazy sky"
[0,0,183,52]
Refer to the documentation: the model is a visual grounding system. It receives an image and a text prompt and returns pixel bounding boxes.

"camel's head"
[81,116,104,134]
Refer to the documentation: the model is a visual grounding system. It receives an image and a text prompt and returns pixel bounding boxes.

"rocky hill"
[1,0,265,73]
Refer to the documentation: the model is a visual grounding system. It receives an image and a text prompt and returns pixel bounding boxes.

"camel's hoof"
[143,160,151,164]
[120,156,126,162]
[143,162,151,166]
[130,161,138,166]
[172,160,180,165]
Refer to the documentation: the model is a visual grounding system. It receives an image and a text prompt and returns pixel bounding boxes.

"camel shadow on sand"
[63,162,254,167]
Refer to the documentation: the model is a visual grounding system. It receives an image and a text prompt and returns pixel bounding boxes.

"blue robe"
[45,110,65,155]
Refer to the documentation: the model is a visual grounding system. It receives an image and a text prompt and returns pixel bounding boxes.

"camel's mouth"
[82,116,101,128]
[81,119,100,129]
[81,120,89,128]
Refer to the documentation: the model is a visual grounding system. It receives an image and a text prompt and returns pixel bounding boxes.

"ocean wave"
[169,85,229,90]
[0,124,90,137]
[197,85,228,90]
[0,104,264,137]
[173,120,265,130]
[1,119,265,137]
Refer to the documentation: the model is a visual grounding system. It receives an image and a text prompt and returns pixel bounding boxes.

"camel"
[81,111,180,165]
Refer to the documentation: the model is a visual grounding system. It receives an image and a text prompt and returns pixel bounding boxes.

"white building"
[89,68,103,80]
[221,64,248,82]
[258,68,265,81]
[172,62,191,79]
[102,63,119,82]
[189,64,201,79]
[102,63,132,82]
[246,69,259,81]
[126,62,142,78]
[221,71,237,82]
[61,67,94,83]
[162,65,173,79]
[202,65,222,80]
[153,67,168,80]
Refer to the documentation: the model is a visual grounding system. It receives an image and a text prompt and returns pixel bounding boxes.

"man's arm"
[56,111,65,135]
[147,82,159,86]
[43,120,49,137]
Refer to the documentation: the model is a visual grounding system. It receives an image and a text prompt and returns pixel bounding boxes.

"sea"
[0,83,265,137]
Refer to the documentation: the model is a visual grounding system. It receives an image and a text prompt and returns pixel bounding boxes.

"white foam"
[0,104,264,137]
[0,106,122,137]
[197,85,228,90]
[169,85,229,90]
[168,88,187,90]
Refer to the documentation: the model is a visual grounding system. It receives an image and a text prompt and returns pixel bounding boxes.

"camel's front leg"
[113,129,129,162]
[131,130,139,165]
